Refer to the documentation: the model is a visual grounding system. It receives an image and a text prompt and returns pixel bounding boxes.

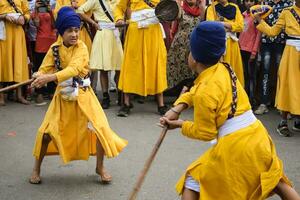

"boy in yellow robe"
[254,0,300,137]
[114,0,168,117]
[160,21,300,200]
[29,6,127,184]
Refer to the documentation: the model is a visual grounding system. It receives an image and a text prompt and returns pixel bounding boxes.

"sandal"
[95,168,112,184]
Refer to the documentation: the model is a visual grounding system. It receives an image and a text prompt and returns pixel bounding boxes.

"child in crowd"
[239,0,261,105]
[29,7,127,184]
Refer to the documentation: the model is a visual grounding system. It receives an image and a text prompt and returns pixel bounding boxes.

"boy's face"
[62,27,79,47]
[245,0,255,9]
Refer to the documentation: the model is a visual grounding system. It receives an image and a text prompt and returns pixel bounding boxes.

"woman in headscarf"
[0,0,30,105]
[166,0,204,97]
[29,7,127,184]
[160,21,299,200]
[204,0,245,87]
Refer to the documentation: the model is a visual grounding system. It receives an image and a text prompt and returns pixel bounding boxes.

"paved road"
[0,96,299,200]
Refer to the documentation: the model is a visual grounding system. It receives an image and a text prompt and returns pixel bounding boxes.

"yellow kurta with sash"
[54,0,92,53]
[257,6,300,115]
[114,0,167,96]
[0,0,29,82]
[175,62,290,199]
[206,2,244,87]
[78,0,123,71]
[32,40,127,163]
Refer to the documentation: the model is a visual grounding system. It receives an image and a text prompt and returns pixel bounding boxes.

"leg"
[117,93,131,117]
[241,50,251,96]
[274,180,300,200]
[90,71,98,93]
[181,187,199,200]
[100,70,110,109]
[95,138,112,183]
[255,44,271,115]
[114,71,122,106]
[29,134,51,184]
[16,87,30,105]
[157,93,168,115]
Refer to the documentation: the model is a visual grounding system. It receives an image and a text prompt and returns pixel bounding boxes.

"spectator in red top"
[31,0,57,105]
[239,0,261,105]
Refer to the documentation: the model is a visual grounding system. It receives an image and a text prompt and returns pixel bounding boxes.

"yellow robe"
[257,6,300,115]
[114,0,167,96]
[0,0,29,82]
[206,2,244,87]
[33,40,127,163]
[175,63,290,199]
[54,0,93,53]
[77,0,123,71]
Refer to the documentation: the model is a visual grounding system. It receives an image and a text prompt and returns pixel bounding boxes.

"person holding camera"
[31,0,57,105]
[0,0,31,105]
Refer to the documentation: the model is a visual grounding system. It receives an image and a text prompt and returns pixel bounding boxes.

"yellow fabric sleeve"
[77,0,96,14]
[205,5,217,21]
[55,45,89,83]
[257,10,286,37]
[38,49,56,74]
[174,92,193,108]
[114,0,129,22]
[21,0,30,21]
[181,92,218,141]
[228,4,243,33]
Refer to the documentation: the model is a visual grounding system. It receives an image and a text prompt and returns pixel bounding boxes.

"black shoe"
[158,105,168,116]
[117,105,131,117]
[292,122,300,132]
[101,97,110,109]
[276,123,292,137]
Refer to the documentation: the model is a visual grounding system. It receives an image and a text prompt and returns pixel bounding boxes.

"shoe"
[254,104,269,115]
[292,122,300,132]
[276,123,292,137]
[158,105,168,116]
[137,96,145,104]
[101,97,110,109]
[35,94,47,106]
[117,105,131,117]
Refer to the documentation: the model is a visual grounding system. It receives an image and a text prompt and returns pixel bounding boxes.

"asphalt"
[0,94,299,200]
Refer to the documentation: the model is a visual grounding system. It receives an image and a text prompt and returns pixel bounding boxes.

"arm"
[256,10,286,37]
[226,5,244,33]
[251,30,261,57]
[181,92,218,141]
[77,0,98,28]
[114,0,129,22]
[21,0,30,22]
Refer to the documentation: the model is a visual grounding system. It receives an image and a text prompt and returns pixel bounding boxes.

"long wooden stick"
[128,127,168,200]
[0,78,34,93]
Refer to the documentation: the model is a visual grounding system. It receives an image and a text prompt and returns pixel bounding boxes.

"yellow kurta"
[32,40,127,163]
[206,2,244,87]
[54,0,93,53]
[257,6,300,115]
[0,0,29,82]
[114,0,167,96]
[174,63,290,199]
[78,0,123,71]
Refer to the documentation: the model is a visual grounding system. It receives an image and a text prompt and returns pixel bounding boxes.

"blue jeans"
[260,43,285,105]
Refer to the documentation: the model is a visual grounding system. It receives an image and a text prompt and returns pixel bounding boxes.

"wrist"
[171,107,180,115]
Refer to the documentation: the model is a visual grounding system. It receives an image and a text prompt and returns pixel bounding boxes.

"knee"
[42,134,51,143]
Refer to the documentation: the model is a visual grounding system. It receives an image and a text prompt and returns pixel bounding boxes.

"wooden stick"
[128,127,168,200]
[0,78,34,93]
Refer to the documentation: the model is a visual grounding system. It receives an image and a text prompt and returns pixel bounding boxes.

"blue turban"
[190,21,226,65]
[55,6,81,36]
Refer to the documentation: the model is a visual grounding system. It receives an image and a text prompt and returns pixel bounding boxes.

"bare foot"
[29,170,41,184]
[96,167,112,184]
[17,97,30,105]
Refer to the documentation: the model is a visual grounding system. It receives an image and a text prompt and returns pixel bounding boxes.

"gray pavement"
[0,96,299,200]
